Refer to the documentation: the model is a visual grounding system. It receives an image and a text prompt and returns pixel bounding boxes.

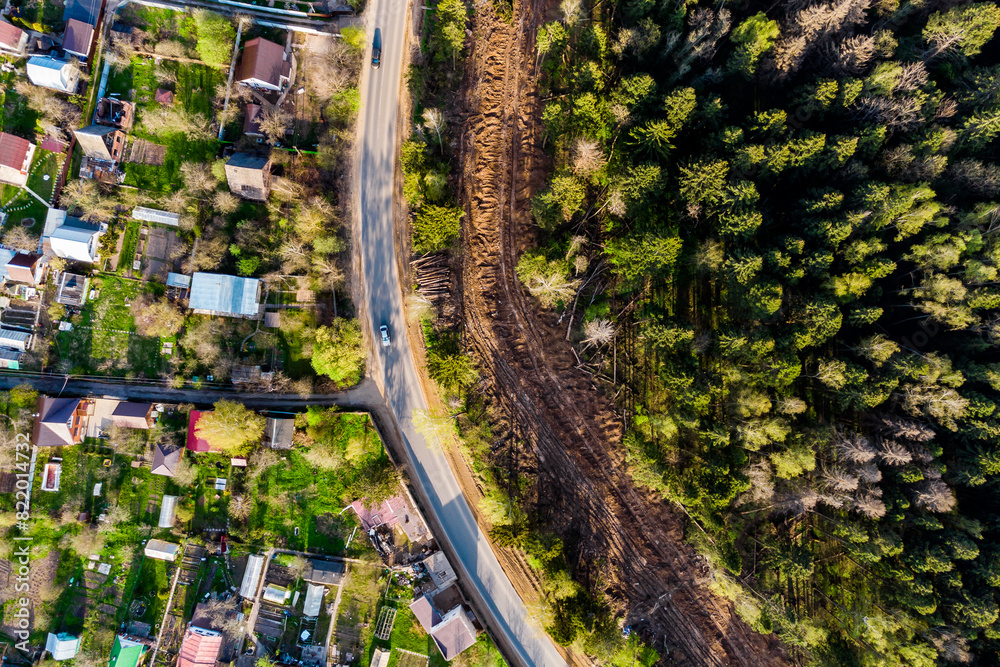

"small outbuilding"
[0,327,31,352]
[157,495,177,528]
[151,442,182,477]
[144,539,179,562]
[239,553,265,599]
[189,272,262,318]
[45,632,81,661]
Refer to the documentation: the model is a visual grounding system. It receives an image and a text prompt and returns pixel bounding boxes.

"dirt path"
[456,0,790,664]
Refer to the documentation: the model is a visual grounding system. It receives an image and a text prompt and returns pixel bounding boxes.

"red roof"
[0,132,31,171]
[186,410,213,452]
[235,37,289,88]
[155,88,174,105]
[40,136,68,153]
[0,20,24,49]
[176,627,222,667]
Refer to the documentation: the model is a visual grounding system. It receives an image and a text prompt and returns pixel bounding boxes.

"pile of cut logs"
[412,253,451,302]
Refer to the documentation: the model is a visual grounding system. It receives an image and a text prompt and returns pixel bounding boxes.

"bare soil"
[455,0,791,665]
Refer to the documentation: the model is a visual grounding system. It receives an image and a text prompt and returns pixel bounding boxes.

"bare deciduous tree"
[422,108,446,147]
[912,479,956,513]
[835,432,877,463]
[879,440,913,466]
[2,227,38,252]
[571,138,605,175]
[259,107,292,145]
[181,162,218,195]
[823,466,860,492]
[229,495,253,521]
[106,33,137,73]
[582,318,616,345]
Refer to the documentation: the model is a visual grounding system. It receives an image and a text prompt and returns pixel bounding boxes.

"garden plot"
[143,227,184,281]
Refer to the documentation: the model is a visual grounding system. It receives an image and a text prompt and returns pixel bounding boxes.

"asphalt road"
[355,2,567,665]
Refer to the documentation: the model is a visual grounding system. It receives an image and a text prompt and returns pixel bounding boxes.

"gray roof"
[133,207,180,226]
[0,348,22,361]
[189,272,260,317]
[167,273,191,288]
[227,153,269,170]
[302,584,324,618]
[306,559,344,585]
[52,217,100,243]
[0,328,29,346]
[73,125,118,160]
[151,442,181,477]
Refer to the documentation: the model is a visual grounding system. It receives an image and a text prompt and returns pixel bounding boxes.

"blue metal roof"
[189,272,260,317]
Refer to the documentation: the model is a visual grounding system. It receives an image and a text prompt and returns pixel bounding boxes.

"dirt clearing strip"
[455,0,792,664]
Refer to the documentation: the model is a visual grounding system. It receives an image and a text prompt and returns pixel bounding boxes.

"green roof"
[108,636,146,667]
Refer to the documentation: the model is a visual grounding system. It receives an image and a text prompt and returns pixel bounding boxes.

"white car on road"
[379,325,390,347]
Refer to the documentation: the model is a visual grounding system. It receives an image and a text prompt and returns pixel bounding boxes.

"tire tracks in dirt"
[456,0,791,664]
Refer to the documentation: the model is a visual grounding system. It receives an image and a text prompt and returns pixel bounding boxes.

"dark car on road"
[372,28,382,69]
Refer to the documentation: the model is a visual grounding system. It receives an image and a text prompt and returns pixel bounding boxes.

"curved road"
[354,2,566,666]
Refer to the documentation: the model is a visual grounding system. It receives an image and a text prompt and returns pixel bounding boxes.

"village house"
[26,56,79,93]
[74,125,127,162]
[234,37,291,92]
[5,253,47,285]
[224,153,271,201]
[0,132,35,187]
[176,626,222,667]
[44,209,103,264]
[32,396,91,447]
[0,20,27,55]
[62,18,94,59]
[151,442,182,477]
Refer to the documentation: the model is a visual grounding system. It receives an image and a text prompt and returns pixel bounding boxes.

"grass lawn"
[53,275,166,377]
[242,411,390,553]
[119,220,141,274]
[27,149,63,203]
[0,184,47,232]
[123,135,219,193]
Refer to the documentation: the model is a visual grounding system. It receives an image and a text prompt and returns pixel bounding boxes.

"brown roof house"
[243,103,264,138]
[152,442,182,477]
[74,125,126,162]
[5,253,46,285]
[408,594,478,661]
[176,627,223,667]
[0,20,28,55]
[62,19,94,59]
[235,37,291,92]
[0,133,35,187]
[224,153,271,201]
[32,396,90,447]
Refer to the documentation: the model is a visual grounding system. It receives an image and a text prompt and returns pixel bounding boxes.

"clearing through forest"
[457,0,791,664]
